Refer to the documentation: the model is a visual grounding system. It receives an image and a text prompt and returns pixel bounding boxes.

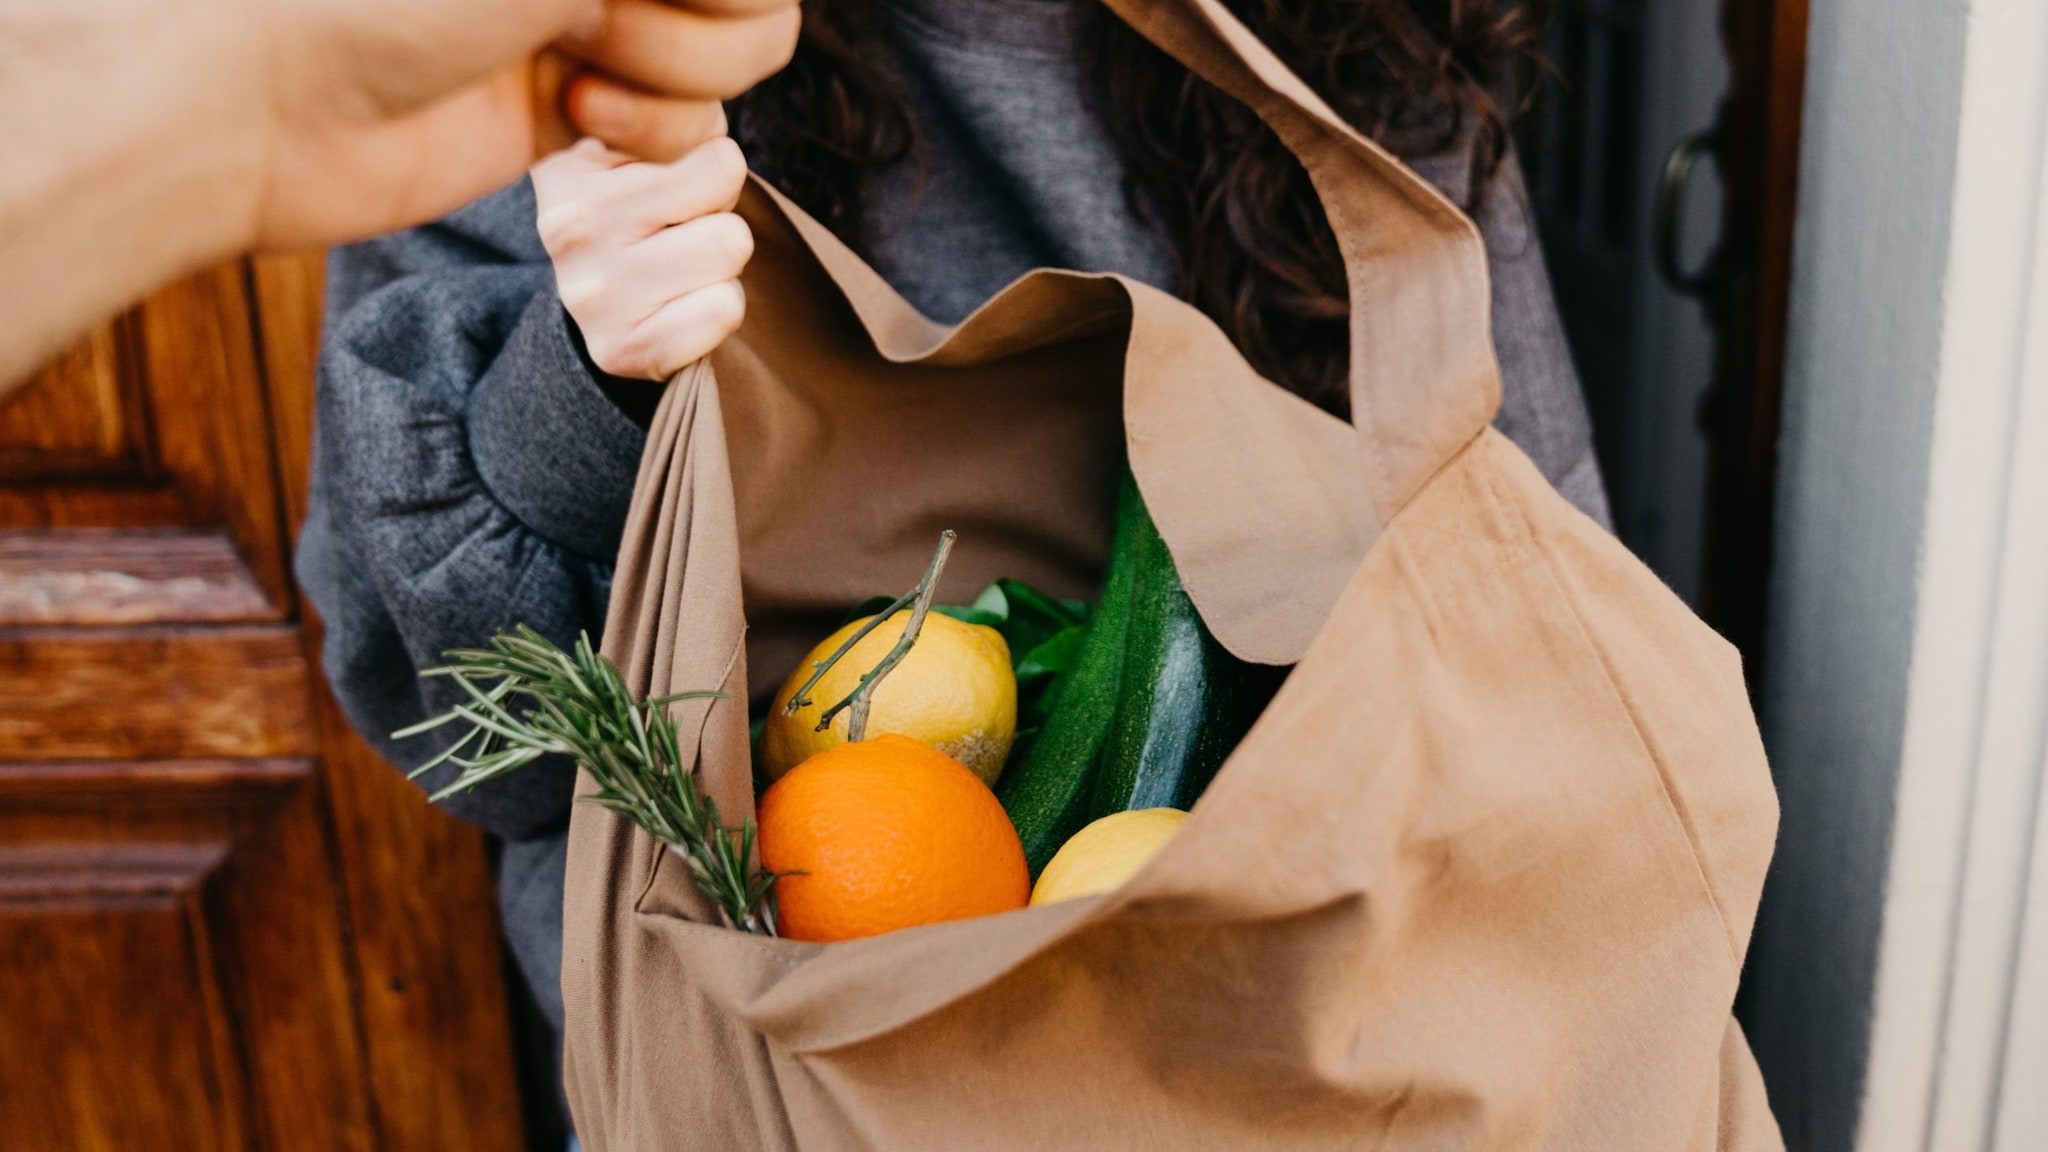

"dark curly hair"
[729,0,1547,414]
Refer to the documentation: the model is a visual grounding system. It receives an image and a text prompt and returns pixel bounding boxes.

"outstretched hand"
[249,0,800,246]
[0,0,800,390]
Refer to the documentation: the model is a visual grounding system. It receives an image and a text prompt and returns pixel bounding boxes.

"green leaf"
[851,597,1000,628]
[933,604,1004,627]
[1016,624,1087,685]
[969,581,1011,619]
[997,578,1089,631]
[845,579,1084,658]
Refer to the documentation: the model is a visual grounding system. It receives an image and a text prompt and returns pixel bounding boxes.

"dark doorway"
[1522,0,1808,684]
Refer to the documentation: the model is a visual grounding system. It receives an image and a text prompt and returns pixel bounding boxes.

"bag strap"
[1096,0,1503,521]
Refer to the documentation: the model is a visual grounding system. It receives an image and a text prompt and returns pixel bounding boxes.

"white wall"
[1741,0,2048,1149]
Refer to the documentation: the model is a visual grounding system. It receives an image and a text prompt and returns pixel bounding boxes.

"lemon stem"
[805,530,958,742]
[782,595,916,714]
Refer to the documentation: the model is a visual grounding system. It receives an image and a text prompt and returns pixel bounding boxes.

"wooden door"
[0,257,528,1152]
[1696,0,1809,678]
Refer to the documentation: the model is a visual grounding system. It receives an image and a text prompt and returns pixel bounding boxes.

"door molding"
[1740,0,2048,1148]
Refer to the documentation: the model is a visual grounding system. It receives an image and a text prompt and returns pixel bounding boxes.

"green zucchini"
[997,472,1146,875]
[1086,495,1259,819]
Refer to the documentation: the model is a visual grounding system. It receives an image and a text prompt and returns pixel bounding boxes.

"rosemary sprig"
[394,626,780,936]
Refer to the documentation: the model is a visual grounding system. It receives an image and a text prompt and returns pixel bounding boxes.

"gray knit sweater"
[296,0,1607,1048]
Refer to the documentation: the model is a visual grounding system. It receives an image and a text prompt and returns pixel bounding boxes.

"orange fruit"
[763,610,1016,786]
[758,734,1030,943]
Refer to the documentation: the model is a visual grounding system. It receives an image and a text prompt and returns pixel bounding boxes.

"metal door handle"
[1655,127,1722,297]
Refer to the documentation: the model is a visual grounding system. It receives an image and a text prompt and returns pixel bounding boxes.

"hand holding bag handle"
[563,0,1506,668]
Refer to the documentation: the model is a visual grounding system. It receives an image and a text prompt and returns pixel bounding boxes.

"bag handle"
[1095,0,1503,524]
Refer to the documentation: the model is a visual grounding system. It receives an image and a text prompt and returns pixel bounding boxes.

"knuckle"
[535,200,596,253]
[706,280,747,332]
[532,141,596,184]
[708,214,754,270]
[603,91,649,140]
[583,333,626,376]
[589,120,646,157]
[570,94,621,143]
[646,329,701,381]
[555,271,606,314]
[629,111,705,166]
[704,135,748,190]
[593,328,652,379]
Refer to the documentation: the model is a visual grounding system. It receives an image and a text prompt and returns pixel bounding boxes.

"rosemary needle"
[396,625,781,937]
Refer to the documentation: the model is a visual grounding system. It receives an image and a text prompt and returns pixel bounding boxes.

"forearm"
[0,0,261,391]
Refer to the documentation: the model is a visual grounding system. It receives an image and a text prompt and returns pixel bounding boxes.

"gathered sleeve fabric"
[296,178,651,842]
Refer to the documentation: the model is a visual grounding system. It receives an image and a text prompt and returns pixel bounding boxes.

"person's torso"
[857,0,1179,321]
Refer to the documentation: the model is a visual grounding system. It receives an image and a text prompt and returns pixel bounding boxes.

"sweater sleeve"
[296,177,652,840]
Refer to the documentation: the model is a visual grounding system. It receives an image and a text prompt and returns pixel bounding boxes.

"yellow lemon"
[764,610,1016,785]
[1030,808,1189,906]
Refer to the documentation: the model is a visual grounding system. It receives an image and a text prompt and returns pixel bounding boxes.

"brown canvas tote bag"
[559,0,1785,1147]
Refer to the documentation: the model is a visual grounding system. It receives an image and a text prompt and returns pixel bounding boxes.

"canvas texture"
[558,0,1785,1146]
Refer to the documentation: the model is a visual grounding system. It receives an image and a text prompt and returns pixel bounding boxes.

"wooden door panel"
[0,626,315,761]
[2,847,249,1152]
[0,256,526,1150]
[0,267,291,606]
[130,265,296,605]
[0,759,374,1152]
[0,531,274,625]
[0,319,152,481]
